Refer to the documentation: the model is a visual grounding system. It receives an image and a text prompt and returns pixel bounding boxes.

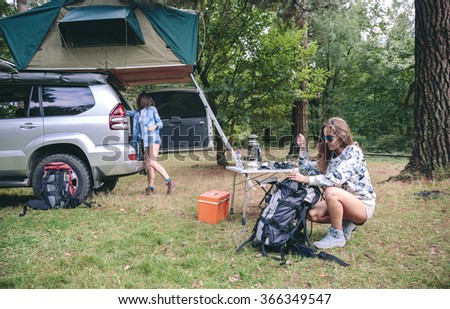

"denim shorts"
[143,134,161,147]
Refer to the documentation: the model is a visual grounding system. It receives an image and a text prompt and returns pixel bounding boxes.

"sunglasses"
[322,135,334,142]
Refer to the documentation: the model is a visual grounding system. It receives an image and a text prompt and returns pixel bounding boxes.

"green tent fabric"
[140,3,198,65]
[59,5,145,46]
[0,0,198,73]
[0,0,77,70]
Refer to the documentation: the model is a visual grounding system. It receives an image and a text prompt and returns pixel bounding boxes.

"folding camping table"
[225,166,298,232]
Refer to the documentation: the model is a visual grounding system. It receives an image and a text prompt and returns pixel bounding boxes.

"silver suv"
[0,70,144,200]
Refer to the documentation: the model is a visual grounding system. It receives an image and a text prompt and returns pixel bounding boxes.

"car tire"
[93,178,118,194]
[32,154,92,201]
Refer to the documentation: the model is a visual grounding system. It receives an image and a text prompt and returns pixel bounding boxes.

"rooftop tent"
[0,0,199,85]
[58,5,146,47]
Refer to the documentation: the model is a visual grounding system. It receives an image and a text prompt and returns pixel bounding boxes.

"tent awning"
[110,64,194,86]
[22,64,194,87]
[59,5,145,47]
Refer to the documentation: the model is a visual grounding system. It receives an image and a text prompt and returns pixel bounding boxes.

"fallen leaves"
[429,244,438,256]
[191,280,204,288]
[229,274,240,283]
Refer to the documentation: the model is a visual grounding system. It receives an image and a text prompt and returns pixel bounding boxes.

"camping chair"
[254,175,279,209]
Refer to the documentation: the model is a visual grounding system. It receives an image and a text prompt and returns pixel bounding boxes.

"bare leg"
[307,201,331,223]
[144,148,155,195]
[144,148,155,187]
[307,187,367,229]
[148,163,156,187]
[147,143,170,180]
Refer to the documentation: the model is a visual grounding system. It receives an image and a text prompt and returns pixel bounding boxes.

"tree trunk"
[298,83,309,138]
[290,0,309,155]
[291,95,308,154]
[401,0,450,179]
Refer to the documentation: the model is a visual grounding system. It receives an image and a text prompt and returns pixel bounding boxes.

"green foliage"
[194,1,326,140]
[0,1,14,61]
[169,0,415,154]
[374,134,413,153]
[310,0,415,153]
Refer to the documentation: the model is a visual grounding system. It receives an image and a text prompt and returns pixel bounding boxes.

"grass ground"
[0,150,448,289]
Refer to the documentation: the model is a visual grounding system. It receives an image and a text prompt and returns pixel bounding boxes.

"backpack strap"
[260,238,287,265]
[317,251,350,267]
[297,203,311,245]
[236,233,256,253]
[236,212,261,253]
[61,196,94,209]
[19,199,51,217]
[19,204,27,217]
[301,207,349,267]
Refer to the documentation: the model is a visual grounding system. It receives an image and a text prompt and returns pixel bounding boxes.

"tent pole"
[190,73,237,162]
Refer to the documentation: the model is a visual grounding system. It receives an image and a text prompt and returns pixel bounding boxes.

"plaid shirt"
[127,106,163,148]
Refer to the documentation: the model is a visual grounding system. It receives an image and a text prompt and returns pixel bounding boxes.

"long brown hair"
[137,92,155,110]
[317,117,354,173]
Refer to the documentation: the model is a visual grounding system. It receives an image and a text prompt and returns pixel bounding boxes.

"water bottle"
[298,134,307,160]
[236,148,243,169]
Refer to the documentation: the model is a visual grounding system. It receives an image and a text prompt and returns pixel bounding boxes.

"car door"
[151,89,212,152]
[0,85,43,176]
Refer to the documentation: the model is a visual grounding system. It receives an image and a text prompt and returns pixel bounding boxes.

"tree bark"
[402,0,450,179]
[290,0,309,155]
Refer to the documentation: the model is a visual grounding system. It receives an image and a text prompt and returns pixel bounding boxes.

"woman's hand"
[148,125,157,132]
[287,171,309,184]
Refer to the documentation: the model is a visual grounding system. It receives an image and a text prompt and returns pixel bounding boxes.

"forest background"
[0,0,416,155]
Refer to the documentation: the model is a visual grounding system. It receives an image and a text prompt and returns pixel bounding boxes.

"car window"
[151,92,206,119]
[42,86,95,116]
[0,84,32,119]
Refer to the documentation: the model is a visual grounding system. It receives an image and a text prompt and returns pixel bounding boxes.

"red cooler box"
[198,190,230,224]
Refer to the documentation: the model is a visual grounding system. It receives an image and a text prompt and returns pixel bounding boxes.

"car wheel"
[32,154,92,201]
[93,178,118,194]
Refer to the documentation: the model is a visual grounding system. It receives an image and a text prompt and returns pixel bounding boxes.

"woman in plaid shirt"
[128,92,176,195]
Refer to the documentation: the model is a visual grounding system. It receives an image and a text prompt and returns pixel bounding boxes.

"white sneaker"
[343,220,357,240]
[313,227,346,249]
